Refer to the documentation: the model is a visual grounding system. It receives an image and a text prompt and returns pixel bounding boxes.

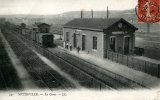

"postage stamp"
[138,0,160,23]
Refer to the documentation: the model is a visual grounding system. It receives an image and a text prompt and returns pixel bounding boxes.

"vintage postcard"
[0,0,160,100]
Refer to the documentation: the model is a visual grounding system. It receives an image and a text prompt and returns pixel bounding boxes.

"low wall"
[106,50,160,78]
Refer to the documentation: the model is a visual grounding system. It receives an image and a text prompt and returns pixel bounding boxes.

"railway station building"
[63,18,138,58]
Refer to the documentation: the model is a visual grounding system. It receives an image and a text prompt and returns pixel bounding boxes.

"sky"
[0,0,138,15]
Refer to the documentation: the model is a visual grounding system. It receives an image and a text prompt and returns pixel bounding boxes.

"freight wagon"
[35,33,53,47]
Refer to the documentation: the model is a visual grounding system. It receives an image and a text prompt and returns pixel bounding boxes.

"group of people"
[64,42,80,53]
[65,42,72,51]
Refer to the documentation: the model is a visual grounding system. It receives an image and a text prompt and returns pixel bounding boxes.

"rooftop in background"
[34,22,50,27]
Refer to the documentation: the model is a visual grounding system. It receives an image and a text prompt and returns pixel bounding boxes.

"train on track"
[18,23,54,47]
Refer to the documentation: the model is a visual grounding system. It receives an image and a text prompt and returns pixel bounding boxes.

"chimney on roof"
[107,6,109,19]
[91,9,93,18]
[81,10,83,19]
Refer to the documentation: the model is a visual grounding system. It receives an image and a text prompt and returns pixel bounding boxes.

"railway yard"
[0,31,139,91]
[0,31,116,90]
[1,1,160,100]
[1,31,76,91]
[0,23,160,91]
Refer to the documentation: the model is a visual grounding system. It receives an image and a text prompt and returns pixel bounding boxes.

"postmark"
[136,0,160,23]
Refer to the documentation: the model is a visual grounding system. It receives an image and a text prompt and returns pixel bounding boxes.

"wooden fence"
[106,50,160,78]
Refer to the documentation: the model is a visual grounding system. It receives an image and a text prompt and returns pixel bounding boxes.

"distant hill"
[0,9,160,34]
[57,9,136,20]
[0,9,136,24]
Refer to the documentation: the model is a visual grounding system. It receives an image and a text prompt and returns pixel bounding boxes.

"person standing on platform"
[69,43,72,51]
[66,42,69,49]
[77,46,80,54]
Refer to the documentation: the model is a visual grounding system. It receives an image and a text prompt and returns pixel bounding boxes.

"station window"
[66,32,69,41]
[109,37,116,52]
[93,36,97,50]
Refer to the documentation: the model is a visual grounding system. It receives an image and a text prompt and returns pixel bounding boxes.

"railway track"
[13,32,114,90]
[0,35,23,90]
[2,31,75,91]
[14,32,146,90]
[56,49,147,88]
[0,38,8,90]
[47,49,146,89]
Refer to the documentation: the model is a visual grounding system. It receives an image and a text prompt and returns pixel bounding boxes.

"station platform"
[57,46,160,90]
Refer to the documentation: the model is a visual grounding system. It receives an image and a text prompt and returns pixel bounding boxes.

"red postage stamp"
[138,0,160,23]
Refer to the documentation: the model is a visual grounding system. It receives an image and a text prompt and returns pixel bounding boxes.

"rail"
[16,32,147,90]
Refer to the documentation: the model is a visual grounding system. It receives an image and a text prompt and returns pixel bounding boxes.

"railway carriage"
[36,33,53,47]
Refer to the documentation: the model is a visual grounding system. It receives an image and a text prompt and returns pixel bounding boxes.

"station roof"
[63,18,138,31]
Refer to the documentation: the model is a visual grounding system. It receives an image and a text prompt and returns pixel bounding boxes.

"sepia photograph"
[0,0,160,100]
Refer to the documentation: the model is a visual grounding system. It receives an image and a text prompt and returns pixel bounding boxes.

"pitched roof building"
[63,18,138,58]
[64,18,137,31]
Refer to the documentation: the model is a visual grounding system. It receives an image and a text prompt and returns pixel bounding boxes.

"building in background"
[31,23,54,47]
[63,18,138,58]
[19,23,30,35]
